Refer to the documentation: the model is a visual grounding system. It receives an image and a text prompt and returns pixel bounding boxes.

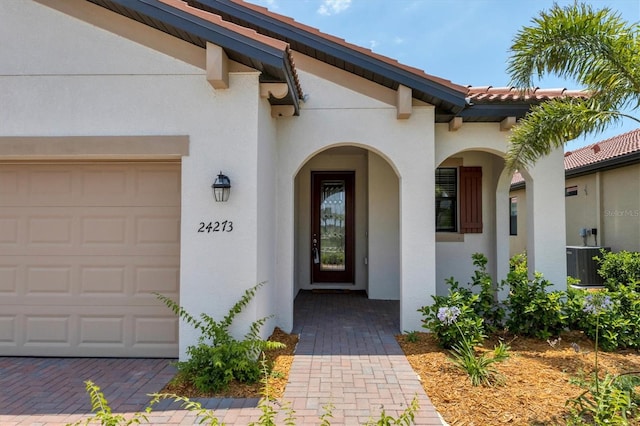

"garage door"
[0,162,180,357]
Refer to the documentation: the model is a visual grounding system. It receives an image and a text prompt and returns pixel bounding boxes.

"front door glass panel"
[311,171,354,283]
[320,180,346,271]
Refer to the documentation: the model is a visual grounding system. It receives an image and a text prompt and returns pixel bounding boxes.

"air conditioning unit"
[566,246,610,287]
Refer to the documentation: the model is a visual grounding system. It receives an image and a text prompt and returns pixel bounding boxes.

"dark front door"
[311,171,355,283]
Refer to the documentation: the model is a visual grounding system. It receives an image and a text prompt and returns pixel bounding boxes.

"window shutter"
[459,166,482,233]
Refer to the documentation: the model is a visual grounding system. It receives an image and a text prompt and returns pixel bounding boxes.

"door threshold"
[311,288,361,294]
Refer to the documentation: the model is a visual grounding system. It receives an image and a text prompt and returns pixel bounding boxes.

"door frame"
[310,171,355,284]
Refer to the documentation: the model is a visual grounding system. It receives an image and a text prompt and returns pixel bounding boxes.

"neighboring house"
[1,0,572,358]
[510,129,640,257]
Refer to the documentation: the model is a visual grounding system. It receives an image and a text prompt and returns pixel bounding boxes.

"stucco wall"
[601,165,640,252]
[565,174,598,246]
[509,187,528,257]
[368,152,400,300]
[1,0,270,358]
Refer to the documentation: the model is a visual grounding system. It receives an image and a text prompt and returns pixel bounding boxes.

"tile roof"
[511,128,640,185]
[564,128,640,170]
[467,86,588,103]
[221,0,469,95]
[89,0,590,121]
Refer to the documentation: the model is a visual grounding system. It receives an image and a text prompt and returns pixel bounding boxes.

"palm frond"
[505,98,622,171]
[508,3,640,105]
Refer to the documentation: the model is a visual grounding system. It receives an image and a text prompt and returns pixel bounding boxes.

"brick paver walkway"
[0,291,444,425]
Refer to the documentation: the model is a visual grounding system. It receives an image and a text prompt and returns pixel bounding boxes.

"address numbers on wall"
[197,221,233,233]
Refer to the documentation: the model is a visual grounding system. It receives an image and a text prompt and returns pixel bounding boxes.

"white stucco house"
[0,0,571,359]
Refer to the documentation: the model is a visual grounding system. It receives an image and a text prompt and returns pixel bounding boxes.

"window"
[435,168,457,232]
[435,166,483,233]
[565,185,578,197]
[509,196,518,236]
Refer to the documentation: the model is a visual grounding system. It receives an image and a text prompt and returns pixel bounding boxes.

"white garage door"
[0,162,180,357]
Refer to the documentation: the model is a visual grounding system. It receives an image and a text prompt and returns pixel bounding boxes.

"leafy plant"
[434,305,510,387]
[567,285,640,351]
[419,282,485,349]
[403,330,420,343]
[156,282,284,393]
[566,292,640,424]
[249,356,295,426]
[66,380,149,426]
[567,373,640,425]
[505,269,567,340]
[449,339,510,387]
[365,397,420,426]
[469,253,505,332]
[595,249,640,291]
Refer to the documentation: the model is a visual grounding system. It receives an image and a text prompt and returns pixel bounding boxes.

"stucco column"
[274,173,295,333]
[495,167,512,300]
[399,161,436,332]
[525,148,567,290]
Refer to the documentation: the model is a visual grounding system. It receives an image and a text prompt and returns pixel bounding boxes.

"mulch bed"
[396,330,640,425]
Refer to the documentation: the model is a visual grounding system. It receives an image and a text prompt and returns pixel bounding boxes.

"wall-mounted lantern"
[212,171,231,202]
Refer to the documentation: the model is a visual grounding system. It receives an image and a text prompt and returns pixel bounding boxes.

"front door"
[311,171,355,283]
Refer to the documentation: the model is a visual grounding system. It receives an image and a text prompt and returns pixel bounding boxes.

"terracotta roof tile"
[511,128,640,185]
[226,0,468,94]
[564,128,640,170]
[468,86,588,103]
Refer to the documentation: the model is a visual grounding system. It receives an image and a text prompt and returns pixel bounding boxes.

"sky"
[246,0,640,151]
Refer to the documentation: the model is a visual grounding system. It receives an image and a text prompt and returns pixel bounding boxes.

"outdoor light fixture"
[212,171,231,202]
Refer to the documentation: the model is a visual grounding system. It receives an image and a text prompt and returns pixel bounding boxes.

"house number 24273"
[197,221,233,233]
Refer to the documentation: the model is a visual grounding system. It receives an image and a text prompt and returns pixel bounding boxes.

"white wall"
[509,187,528,257]
[524,149,567,290]
[368,152,400,300]
[565,174,599,246]
[601,165,640,251]
[1,0,268,358]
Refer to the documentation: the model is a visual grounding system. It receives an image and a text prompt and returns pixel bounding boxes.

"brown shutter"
[459,166,482,233]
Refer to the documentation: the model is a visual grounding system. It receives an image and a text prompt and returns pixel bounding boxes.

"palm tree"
[506,2,640,171]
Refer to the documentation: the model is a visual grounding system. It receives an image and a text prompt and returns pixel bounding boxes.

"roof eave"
[90,0,301,113]
[188,0,468,113]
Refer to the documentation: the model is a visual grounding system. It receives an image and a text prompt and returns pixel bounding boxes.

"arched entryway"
[292,145,401,306]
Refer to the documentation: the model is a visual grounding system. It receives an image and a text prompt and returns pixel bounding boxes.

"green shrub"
[504,270,567,340]
[566,286,640,351]
[595,250,640,291]
[469,253,505,333]
[418,280,485,349]
[156,282,284,393]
